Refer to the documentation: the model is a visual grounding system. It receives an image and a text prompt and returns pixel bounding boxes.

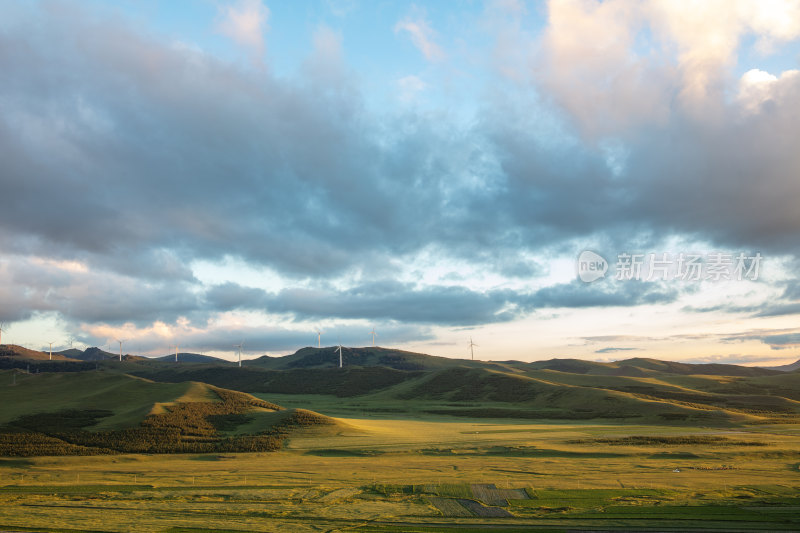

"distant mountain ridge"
[246,347,779,377]
[0,344,77,361]
[59,347,116,361]
[2,344,798,428]
[152,352,233,364]
[764,359,800,372]
[247,346,487,371]
[3,344,785,378]
[55,348,230,364]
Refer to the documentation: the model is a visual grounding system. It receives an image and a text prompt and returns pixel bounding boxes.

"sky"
[2,0,800,366]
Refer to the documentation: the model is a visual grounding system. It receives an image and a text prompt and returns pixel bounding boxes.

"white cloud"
[645,0,800,108]
[397,74,427,102]
[325,0,358,18]
[304,25,347,85]
[737,67,800,114]
[215,0,269,63]
[394,9,445,62]
[534,0,800,133]
[538,0,671,135]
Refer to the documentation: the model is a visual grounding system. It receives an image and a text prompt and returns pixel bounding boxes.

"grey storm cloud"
[1,4,799,330]
[0,256,200,324]
[752,279,800,318]
[744,332,800,350]
[265,281,523,325]
[527,279,679,309]
[199,278,680,327]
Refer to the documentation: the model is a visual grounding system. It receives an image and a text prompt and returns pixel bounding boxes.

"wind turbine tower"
[317,330,322,348]
[234,341,244,367]
[370,328,377,347]
[115,339,126,362]
[171,344,180,363]
[335,344,343,368]
[48,341,54,361]
[468,337,478,361]
[0,323,5,345]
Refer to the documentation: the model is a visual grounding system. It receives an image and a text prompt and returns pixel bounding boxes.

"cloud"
[737,68,800,114]
[533,0,800,134]
[394,9,445,62]
[3,2,800,355]
[0,255,200,325]
[78,319,434,356]
[397,75,427,102]
[745,332,800,350]
[717,327,800,351]
[685,353,788,365]
[216,0,269,63]
[527,280,680,309]
[197,277,680,327]
[326,0,358,18]
[646,0,800,104]
[595,346,636,354]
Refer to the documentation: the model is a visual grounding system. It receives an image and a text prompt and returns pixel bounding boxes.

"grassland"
[1,351,799,531]
[1,409,799,531]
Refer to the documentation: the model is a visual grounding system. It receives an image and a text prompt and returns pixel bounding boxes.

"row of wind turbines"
[0,322,479,366]
[314,328,378,349]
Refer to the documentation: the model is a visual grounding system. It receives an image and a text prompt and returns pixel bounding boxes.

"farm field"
[1,415,799,532]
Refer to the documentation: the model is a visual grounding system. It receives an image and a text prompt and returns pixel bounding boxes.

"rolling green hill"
[4,346,799,451]
[246,347,780,377]
[152,352,233,364]
[0,344,77,361]
[524,357,779,377]
[247,346,493,371]
[127,352,800,425]
[0,370,340,456]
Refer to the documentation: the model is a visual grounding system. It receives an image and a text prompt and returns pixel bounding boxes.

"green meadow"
[1,350,799,531]
[2,410,799,531]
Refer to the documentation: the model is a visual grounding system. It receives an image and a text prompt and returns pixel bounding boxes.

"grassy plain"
[1,358,798,531]
[1,404,799,532]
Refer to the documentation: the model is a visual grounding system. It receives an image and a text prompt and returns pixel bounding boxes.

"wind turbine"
[233,341,244,367]
[370,328,377,347]
[468,337,478,361]
[335,344,343,368]
[316,330,322,348]
[0,323,5,345]
[115,338,126,362]
[48,341,55,361]
[170,343,180,363]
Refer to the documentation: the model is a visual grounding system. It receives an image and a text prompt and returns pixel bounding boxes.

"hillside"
[59,346,115,361]
[0,344,77,361]
[765,358,800,372]
[4,346,799,431]
[152,352,233,364]
[524,357,779,377]
[390,366,800,423]
[130,365,422,397]
[0,371,340,456]
[129,357,800,425]
[246,347,781,377]
[247,346,497,371]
